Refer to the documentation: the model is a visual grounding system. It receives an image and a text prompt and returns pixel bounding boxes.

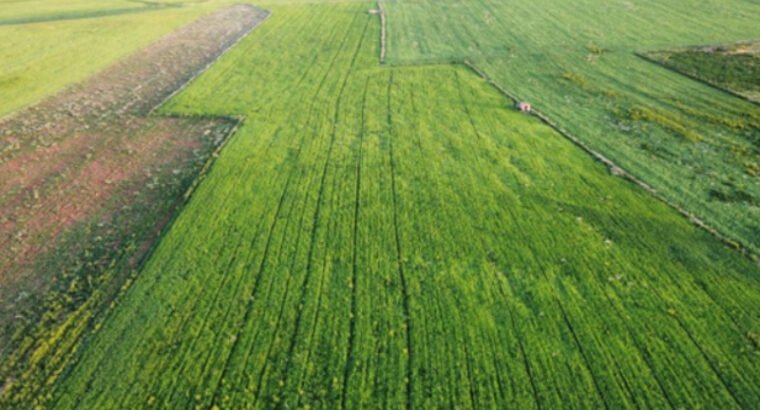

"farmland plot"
[9,2,758,408]
[385,0,760,253]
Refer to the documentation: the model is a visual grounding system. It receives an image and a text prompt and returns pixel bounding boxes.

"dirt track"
[0,4,268,309]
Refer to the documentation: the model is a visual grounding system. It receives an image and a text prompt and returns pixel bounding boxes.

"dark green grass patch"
[644,41,760,103]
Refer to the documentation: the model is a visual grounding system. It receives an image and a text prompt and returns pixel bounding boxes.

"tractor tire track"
[208,158,299,407]
[159,220,267,404]
[600,291,677,409]
[385,70,415,410]
[292,17,374,408]
[491,273,542,409]
[169,159,292,406]
[163,148,298,405]
[243,166,315,405]
[341,77,371,410]
[555,299,611,410]
[646,286,750,407]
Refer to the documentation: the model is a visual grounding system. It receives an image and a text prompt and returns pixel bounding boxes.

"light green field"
[4,1,758,408]
[386,0,760,253]
[0,0,230,117]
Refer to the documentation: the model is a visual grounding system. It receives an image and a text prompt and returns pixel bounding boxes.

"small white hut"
[517,102,532,113]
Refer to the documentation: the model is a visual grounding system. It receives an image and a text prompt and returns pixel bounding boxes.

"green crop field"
[1,0,759,409]
[0,0,229,116]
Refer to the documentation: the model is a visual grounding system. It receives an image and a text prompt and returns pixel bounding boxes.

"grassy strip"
[0,0,229,117]
[0,6,176,26]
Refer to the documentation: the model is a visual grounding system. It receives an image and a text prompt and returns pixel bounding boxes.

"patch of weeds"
[673,101,759,132]
[626,105,703,142]
[561,71,590,89]
[708,180,757,205]
[744,160,759,177]
[560,71,620,101]
[585,42,609,63]
[586,43,609,55]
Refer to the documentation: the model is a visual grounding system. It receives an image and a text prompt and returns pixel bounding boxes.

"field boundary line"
[634,52,760,107]
[462,60,757,263]
[385,71,415,410]
[377,1,387,63]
